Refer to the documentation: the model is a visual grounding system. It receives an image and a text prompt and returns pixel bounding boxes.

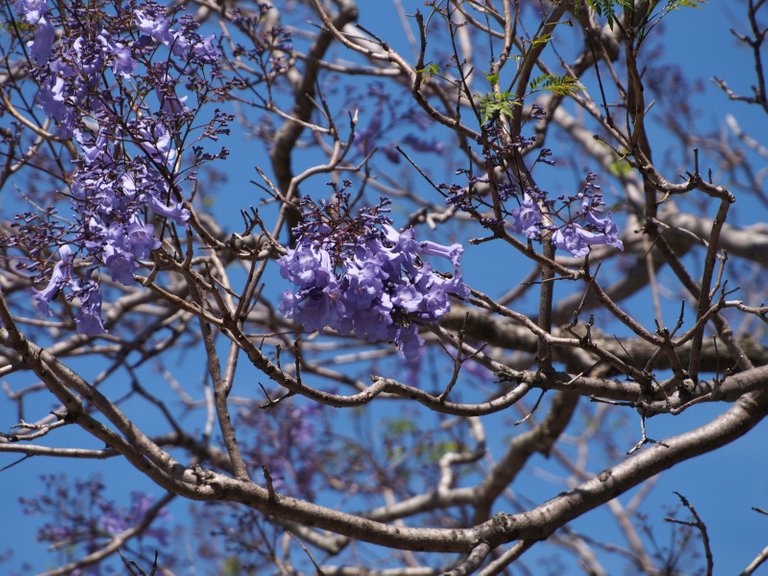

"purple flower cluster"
[134,6,220,63]
[32,246,105,334]
[12,1,225,334]
[445,125,623,258]
[442,116,623,258]
[19,1,218,138]
[14,0,54,64]
[20,474,170,565]
[238,399,326,499]
[552,211,623,257]
[279,192,468,359]
[99,492,169,544]
[508,174,623,257]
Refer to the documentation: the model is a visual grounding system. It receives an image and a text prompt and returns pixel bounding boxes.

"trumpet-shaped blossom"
[510,193,543,240]
[135,10,174,44]
[136,121,177,166]
[34,246,73,315]
[14,0,48,23]
[74,280,106,336]
[97,32,136,77]
[33,247,107,336]
[279,193,468,359]
[30,17,54,64]
[14,0,53,63]
[134,8,220,63]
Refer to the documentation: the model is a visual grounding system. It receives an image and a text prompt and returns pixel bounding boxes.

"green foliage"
[531,32,553,47]
[427,441,461,463]
[417,62,440,79]
[581,0,631,28]
[608,157,634,178]
[576,0,704,30]
[477,91,518,125]
[528,74,584,96]
[662,0,705,15]
[386,418,417,436]
[476,75,582,126]
[222,557,249,576]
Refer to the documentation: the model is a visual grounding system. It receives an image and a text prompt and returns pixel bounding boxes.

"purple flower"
[146,193,190,225]
[553,219,623,257]
[86,219,157,285]
[418,239,463,267]
[553,225,591,257]
[74,281,105,335]
[279,243,336,290]
[191,34,220,62]
[36,75,68,125]
[98,33,136,77]
[75,124,112,165]
[14,0,220,336]
[395,325,423,360]
[13,0,48,24]
[30,17,55,64]
[135,10,173,44]
[112,45,135,76]
[135,8,220,63]
[491,171,625,257]
[279,242,342,333]
[102,237,137,285]
[70,36,105,87]
[33,245,73,315]
[392,284,423,312]
[280,194,467,358]
[136,122,177,166]
[279,286,340,334]
[585,210,623,251]
[127,217,162,255]
[33,35,106,136]
[510,194,542,239]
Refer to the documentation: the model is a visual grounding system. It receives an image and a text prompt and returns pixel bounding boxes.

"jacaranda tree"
[1,0,767,573]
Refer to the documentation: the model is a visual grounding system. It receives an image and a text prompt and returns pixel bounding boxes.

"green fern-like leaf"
[530,74,583,96]
[663,0,705,14]
[485,72,499,86]
[585,0,633,28]
[478,91,518,125]
[528,74,548,92]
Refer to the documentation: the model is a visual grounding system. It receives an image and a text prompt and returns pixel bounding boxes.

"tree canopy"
[1,0,767,574]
